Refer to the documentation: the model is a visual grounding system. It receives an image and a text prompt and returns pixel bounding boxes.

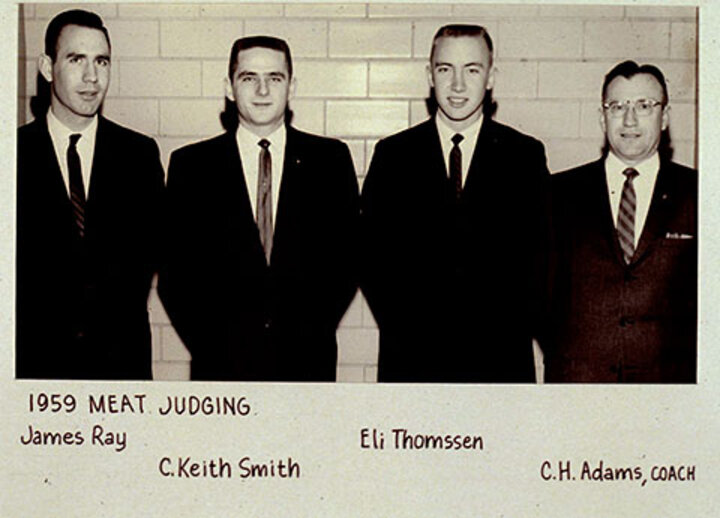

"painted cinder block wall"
[17,3,698,382]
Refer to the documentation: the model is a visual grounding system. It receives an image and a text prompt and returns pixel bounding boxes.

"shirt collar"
[46,108,98,143]
[236,123,286,152]
[435,112,484,147]
[605,151,660,179]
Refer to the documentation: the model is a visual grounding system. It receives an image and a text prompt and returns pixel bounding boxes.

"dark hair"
[601,60,668,105]
[220,36,294,132]
[30,9,111,119]
[426,24,497,119]
[600,60,673,160]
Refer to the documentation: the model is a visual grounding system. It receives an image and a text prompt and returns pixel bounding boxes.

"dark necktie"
[67,133,86,238]
[257,138,273,263]
[449,133,464,199]
[617,167,639,264]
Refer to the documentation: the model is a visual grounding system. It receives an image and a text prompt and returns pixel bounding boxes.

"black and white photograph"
[2,1,718,516]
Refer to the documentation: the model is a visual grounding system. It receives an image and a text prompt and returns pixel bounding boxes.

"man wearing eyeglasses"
[544,60,697,383]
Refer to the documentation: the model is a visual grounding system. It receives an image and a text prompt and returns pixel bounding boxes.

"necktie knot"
[258,138,270,150]
[69,133,81,147]
[623,167,638,181]
[451,133,464,146]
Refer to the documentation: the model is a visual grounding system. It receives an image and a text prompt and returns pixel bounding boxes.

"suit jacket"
[545,159,697,383]
[16,116,165,379]
[361,118,550,383]
[158,126,359,381]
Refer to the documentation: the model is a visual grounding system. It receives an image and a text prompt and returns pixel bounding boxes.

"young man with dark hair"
[546,60,697,383]
[361,24,550,383]
[159,36,359,381]
[17,9,165,379]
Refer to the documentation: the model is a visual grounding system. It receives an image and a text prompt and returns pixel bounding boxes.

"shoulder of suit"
[99,117,157,147]
[484,119,545,148]
[287,126,347,151]
[664,160,697,177]
[374,119,435,149]
[18,118,44,140]
[170,132,230,159]
[551,159,602,186]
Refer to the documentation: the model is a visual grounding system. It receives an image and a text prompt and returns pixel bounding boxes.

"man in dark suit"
[361,25,549,382]
[158,36,359,381]
[16,10,165,379]
[545,61,697,383]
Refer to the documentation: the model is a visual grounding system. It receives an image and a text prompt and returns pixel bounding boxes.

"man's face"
[39,24,111,130]
[428,35,495,132]
[601,73,668,165]
[225,47,294,136]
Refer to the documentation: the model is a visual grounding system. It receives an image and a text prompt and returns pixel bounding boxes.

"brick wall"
[17,3,698,382]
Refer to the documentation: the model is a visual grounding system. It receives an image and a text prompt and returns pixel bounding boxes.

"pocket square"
[665,232,694,240]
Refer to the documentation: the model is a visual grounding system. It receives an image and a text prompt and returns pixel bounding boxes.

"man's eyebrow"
[63,51,111,61]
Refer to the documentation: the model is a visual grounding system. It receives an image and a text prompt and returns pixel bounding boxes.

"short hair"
[601,60,669,105]
[44,9,111,60]
[30,9,111,120]
[600,60,673,160]
[430,24,494,66]
[227,35,293,80]
[220,36,294,132]
[426,24,497,119]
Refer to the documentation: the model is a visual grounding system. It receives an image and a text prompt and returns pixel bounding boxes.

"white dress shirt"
[435,113,483,188]
[47,109,98,197]
[605,151,660,247]
[235,123,286,222]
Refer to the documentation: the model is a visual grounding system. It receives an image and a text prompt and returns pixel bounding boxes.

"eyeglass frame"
[601,99,665,118]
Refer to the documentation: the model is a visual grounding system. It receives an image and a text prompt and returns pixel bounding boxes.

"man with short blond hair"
[361,24,550,382]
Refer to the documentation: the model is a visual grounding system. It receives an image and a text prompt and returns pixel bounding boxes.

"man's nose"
[256,77,269,96]
[451,70,465,92]
[623,103,638,126]
[83,62,98,83]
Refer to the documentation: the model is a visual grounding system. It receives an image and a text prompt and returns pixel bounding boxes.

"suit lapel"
[272,126,302,264]
[421,120,449,184]
[463,118,493,195]
[633,163,675,263]
[36,119,72,207]
[584,159,629,265]
[220,130,256,227]
[220,131,270,266]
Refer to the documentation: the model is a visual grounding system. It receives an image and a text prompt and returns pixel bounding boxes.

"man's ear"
[224,77,235,102]
[661,104,670,132]
[288,76,297,101]
[599,106,607,134]
[38,54,53,83]
[426,63,434,89]
[486,65,496,91]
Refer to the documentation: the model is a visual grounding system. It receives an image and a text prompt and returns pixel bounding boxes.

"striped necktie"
[67,133,86,238]
[617,167,639,264]
[257,138,273,263]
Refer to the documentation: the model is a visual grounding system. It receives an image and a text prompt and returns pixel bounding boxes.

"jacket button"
[620,317,635,327]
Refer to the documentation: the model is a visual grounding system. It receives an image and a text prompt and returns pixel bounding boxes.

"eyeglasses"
[602,99,663,118]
